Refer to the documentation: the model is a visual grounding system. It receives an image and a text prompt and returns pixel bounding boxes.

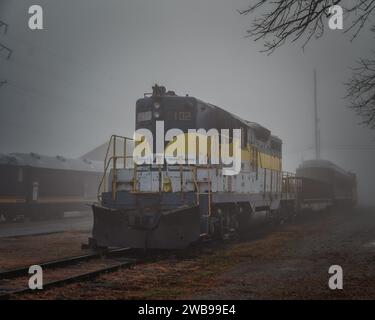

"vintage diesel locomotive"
[0,152,102,221]
[91,85,357,249]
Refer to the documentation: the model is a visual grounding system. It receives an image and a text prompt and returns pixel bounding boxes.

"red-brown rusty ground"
[12,206,375,300]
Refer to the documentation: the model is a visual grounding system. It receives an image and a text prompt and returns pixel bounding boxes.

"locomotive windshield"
[137,110,152,122]
[135,97,197,132]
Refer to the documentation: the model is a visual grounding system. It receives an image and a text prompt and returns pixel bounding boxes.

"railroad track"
[0,248,137,300]
[0,236,218,299]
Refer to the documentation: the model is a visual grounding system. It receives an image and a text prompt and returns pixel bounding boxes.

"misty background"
[0,0,374,204]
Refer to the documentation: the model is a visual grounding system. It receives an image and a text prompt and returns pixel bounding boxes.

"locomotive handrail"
[97,155,135,201]
[97,135,133,201]
[98,140,229,210]
[281,171,297,195]
[208,167,212,216]
[188,165,200,206]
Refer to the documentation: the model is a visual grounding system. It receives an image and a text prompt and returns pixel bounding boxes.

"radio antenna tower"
[314,69,320,160]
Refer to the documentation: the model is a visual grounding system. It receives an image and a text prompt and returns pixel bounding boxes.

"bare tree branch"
[346,56,375,129]
[240,0,375,53]
[240,1,375,129]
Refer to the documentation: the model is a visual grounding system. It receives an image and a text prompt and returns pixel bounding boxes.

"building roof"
[81,139,134,162]
[81,141,110,162]
[0,152,103,172]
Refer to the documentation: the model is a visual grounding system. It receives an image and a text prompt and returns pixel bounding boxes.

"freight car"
[90,85,357,250]
[0,152,102,222]
[296,159,357,209]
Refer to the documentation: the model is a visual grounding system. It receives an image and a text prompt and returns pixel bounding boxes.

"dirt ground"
[11,206,375,300]
[0,231,91,270]
[198,206,375,300]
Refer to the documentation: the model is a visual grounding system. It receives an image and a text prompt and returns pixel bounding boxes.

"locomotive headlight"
[154,102,161,110]
[154,111,161,118]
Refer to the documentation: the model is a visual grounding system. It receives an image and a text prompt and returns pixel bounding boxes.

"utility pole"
[314,69,320,160]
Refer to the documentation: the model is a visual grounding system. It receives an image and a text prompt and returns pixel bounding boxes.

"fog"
[0,0,374,204]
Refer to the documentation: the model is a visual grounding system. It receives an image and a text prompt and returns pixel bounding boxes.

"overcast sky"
[0,0,374,204]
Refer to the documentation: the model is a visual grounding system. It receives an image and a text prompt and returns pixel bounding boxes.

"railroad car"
[0,152,102,222]
[91,85,300,249]
[296,159,357,209]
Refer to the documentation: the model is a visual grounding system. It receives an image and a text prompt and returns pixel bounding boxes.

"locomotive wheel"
[209,209,224,240]
[29,207,48,221]
[0,213,6,223]
[237,204,253,237]
[2,211,18,223]
[269,209,281,226]
[30,212,43,221]
[51,210,65,220]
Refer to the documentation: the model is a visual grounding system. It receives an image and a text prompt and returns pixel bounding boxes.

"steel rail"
[0,258,135,300]
[0,247,130,280]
